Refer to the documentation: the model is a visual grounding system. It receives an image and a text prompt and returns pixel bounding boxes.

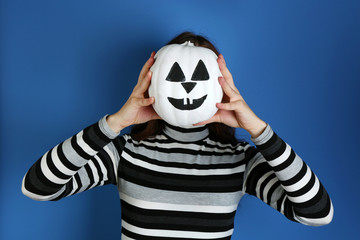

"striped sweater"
[22,115,333,239]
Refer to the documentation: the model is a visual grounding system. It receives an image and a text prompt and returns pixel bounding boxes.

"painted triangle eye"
[191,60,209,81]
[166,62,185,82]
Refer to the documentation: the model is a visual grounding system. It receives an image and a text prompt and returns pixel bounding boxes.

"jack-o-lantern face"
[149,41,223,128]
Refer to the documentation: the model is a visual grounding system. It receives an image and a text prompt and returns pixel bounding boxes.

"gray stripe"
[250,123,272,145]
[275,154,304,181]
[62,137,88,167]
[46,186,66,200]
[77,167,92,191]
[163,125,209,142]
[99,114,120,139]
[118,180,244,206]
[119,160,244,192]
[124,144,246,165]
[269,184,285,210]
[107,141,120,170]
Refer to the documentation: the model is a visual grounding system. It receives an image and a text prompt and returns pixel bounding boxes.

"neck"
[163,123,209,142]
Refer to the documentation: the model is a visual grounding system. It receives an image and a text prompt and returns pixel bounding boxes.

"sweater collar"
[163,123,209,143]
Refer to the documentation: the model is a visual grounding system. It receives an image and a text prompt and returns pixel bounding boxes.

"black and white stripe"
[22,119,119,201]
[22,115,333,239]
[245,127,334,226]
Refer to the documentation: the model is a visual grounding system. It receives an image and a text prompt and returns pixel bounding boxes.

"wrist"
[247,119,267,139]
[106,114,126,134]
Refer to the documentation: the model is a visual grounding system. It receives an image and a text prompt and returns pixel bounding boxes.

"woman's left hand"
[194,54,267,138]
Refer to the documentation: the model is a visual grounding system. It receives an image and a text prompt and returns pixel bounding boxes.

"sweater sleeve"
[21,115,125,201]
[242,123,334,226]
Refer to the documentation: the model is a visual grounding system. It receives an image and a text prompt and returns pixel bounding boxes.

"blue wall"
[1,0,359,239]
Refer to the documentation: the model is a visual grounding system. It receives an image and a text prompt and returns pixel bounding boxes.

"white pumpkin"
[149,41,223,128]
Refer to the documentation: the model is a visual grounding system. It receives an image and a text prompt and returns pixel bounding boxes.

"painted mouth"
[167,95,207,110]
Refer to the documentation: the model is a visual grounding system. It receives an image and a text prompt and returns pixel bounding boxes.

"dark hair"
[130,32,237,144]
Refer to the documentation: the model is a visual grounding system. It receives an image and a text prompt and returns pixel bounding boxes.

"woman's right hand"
[106,52,161,133]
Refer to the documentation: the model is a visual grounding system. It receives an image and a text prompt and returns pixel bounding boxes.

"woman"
[22,32,333,240]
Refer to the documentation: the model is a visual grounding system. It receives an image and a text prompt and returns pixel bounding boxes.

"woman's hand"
[106,52,161,133]
[195,54,267,138]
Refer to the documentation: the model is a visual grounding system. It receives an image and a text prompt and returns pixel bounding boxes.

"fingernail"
[220,55,225,63]
[148,53,155,65]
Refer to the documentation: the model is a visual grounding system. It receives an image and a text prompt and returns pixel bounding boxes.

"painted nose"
[181,82,197,94]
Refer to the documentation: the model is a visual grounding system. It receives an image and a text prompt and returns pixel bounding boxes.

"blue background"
[1,0,359,239]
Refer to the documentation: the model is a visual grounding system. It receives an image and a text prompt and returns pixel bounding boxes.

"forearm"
[22,115,120,201]
[247,119,267,139]
[246,124,334,226]
[106,113,126,134]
